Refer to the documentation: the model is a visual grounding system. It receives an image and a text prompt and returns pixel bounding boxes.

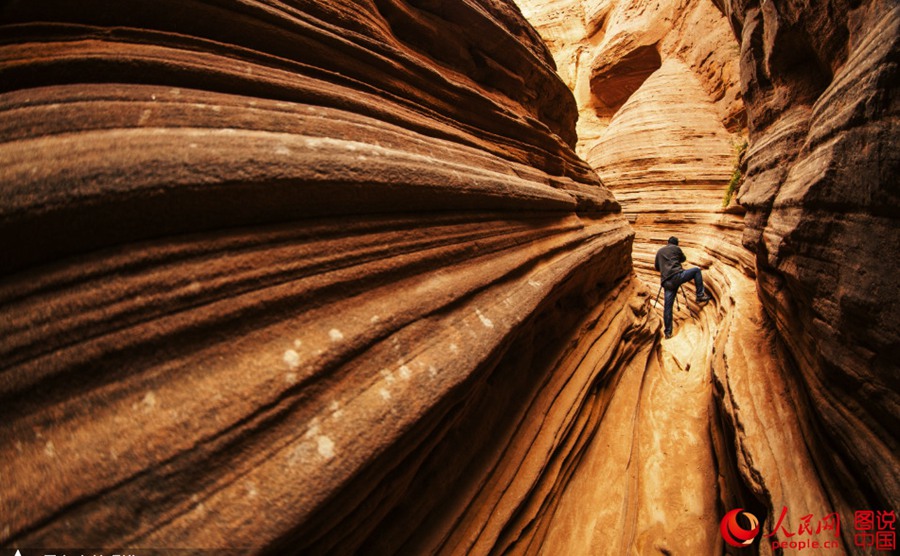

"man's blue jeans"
[662,267,706,336]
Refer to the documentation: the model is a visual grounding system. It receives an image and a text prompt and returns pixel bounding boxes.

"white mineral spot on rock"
[476,309,494,329]
[275,145,292,156]
[305,419,321,438]
[528,280,542,288]
[246,483,259,498]
[170,88,182,96]
[450,343,459,353]
[330,401,343,419]
[142,391,157,410]
[370,315,380,323]
[294,339,303,348]
[44,441,56,457]
[16,441,23,453]
[189,143,199,149]
[358,155,368,161]
[329,328,344,342]
[380,388,392,400]
[317,435,335,460]
[285,372,298,385]
[381,369,395,383]
[283,349,301,370]
[399,365,412,380]
[138,109,152,125]
[428,365,438,377]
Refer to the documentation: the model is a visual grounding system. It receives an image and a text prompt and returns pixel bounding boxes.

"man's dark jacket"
[655,244,685,287]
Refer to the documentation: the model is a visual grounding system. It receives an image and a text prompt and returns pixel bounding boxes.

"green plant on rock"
[723,139,748,208]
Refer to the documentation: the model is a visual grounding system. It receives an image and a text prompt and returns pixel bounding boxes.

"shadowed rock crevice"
[589,43,661,117]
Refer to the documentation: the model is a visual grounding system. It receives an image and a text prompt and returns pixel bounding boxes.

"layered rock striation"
[0,1,644,551]
[517,0,744,155]
[3,0,897,552]
[518,0,898,553]
[716,0,900,534]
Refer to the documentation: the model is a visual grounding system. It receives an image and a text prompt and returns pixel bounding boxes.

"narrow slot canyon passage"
[512,1,883,553]
[510,3,744,549]
[539,287,723,554]
[0,0,896,553]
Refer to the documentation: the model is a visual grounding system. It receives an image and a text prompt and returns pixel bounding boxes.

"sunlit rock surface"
[0,1,642,551]
[517,0,744,155]
[518,0,898,553]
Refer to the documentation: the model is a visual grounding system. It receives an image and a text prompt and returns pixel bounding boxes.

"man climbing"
[654,236,712,339]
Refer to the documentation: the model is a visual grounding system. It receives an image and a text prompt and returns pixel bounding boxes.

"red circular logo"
[721,508,760,547]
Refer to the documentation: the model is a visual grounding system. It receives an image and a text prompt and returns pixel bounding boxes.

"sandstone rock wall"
[0,1,643,551]
[518,0,744,155]
[517,0,898,553]
[716,0,900,532]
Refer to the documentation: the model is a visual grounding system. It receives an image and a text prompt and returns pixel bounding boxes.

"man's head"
[668,236,679,245]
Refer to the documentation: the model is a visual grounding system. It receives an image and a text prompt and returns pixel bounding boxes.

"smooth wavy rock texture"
[517,0,898,552]
[0,1,641,552]
[716,0,900,527]
[517,0,744,154]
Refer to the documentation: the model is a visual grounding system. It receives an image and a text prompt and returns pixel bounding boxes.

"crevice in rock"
[589,43,661,117]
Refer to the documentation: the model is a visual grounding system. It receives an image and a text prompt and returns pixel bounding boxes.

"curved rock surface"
[518,0,744,155]
[0,1,641,551]
[718,0,900,534]
[3,0,897,552]
[518,0,898,552]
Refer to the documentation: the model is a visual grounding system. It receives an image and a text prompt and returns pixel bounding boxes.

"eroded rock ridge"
[0,1,645,552]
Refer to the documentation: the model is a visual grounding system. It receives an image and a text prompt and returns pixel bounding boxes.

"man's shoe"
[696,292,712,303]
[664,332,672,339]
